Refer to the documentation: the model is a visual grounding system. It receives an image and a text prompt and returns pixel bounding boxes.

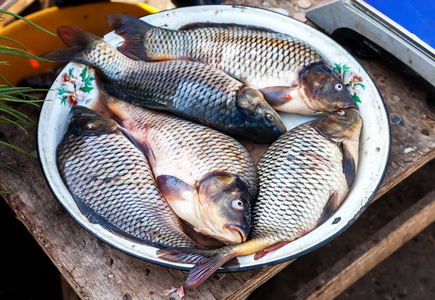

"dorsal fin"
[178,22,278,33]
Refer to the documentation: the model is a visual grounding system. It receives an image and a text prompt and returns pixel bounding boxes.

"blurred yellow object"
[0,2,158,86]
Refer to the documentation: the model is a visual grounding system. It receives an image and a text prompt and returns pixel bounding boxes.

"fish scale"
[107,14,358,116]
[250,122,348,241]
[41,26,285,144]
[120,104,258,197]
[142,25,323,88]
[106,98,257,244]
[57,107,198,248]
[156,108,362,288]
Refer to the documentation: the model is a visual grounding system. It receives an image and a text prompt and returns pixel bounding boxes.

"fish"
[41,26,286,145]
[103,95,258,245]
[157,107,362,287]
[56,105,199,248]
[106,13,358,115]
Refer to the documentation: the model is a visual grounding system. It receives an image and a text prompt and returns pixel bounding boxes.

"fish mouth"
[225,224,247,244]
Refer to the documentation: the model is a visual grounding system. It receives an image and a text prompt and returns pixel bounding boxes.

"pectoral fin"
[181,56,201,63]
[180,221,224,248]
[260,86,297,107]
[254,241,291,260]
[341,142,356,188]
[318,191,340,226]
[156,175,195,203]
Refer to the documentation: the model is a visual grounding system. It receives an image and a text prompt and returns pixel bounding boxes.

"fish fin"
[318,191,340,226]
[40,26,99,63]
[117,125,148,154]
[180,221,224,248]
[178,22,278,34]
[156,175,195,203]
[185,253,238,288]
[68,193,101,224]
[220,257,240,270]
[181,56,201,63]
[260,86,297,107]
[106,13,150,61]
[253,241,290,260]
[341,142,357,188]
[157,247,212,265]
[158,247,237,288]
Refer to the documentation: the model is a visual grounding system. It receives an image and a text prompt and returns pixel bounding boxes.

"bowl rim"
[37,4,391,272]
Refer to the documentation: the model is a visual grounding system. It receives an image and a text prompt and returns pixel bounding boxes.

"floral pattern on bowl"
[333,63,365,103]
[57,66,95,107]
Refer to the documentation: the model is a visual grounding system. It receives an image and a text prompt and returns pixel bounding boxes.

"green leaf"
[356,83,366,90]
[84,76,95,86]
[0,9,56,36]
[333,63,342,74]
[0,36,27,51]
[0,141,37,160]
[80,67,87,81]
[58,87,66,96]
[0,49,50,61]
[352,93,362,103]
[80,86,94,93]
[0,117,29,136]
[69,68,74,76]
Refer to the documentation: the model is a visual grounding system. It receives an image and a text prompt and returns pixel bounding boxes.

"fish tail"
[158,247,237,288]
[40,26,99,63]
[106,13,151,60]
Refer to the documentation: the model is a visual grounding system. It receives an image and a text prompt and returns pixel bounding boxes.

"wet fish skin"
[157,108,362,287]
[57,106,198,248]
[106,13,357,115]
[105,97,257,245]
[41,26,286,144]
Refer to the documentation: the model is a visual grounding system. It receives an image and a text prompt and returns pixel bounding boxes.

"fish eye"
[337,110,345,116]
[334,83,344,91]
[232,199,244,210]
[265,113,274,122]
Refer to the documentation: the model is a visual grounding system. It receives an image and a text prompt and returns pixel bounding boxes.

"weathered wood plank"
[1,1,435,299]
[289,189,435,300]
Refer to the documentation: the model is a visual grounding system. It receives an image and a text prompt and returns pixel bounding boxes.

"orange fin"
[254,241,290,260]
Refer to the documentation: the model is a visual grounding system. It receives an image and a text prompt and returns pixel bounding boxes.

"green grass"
[0,9,55,192]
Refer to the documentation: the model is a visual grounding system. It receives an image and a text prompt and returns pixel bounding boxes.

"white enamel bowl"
[38,5,390,271]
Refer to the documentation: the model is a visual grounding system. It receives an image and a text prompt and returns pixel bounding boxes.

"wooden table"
[1,1,434,299]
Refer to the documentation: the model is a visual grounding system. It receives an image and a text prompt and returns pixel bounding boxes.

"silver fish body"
[157,108,362,287]
[57,106,198,248]
[107,14,358,114]
[42,26,286,144]
[105,97,258,245]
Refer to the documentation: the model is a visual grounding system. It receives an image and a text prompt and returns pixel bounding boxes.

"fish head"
[300,63,358,114]
[313,107,362,141]
[197,172,252,244]
[237,87,287,144]
[68,106,118,135]
[313,107,363,187]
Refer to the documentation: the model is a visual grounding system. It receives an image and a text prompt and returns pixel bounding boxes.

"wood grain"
[289,189,435,300]
[1,1,435,299]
